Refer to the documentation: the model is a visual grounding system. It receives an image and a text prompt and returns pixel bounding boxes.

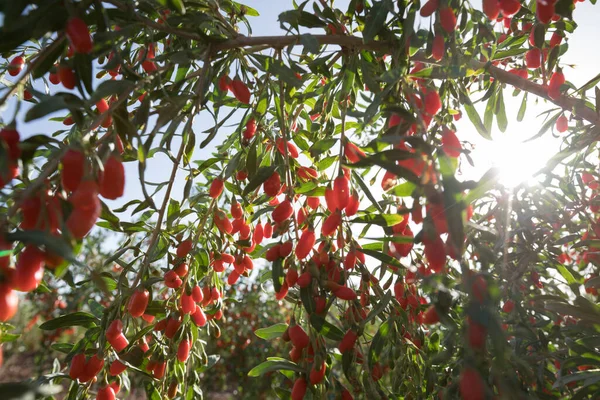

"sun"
[464,126,563,189]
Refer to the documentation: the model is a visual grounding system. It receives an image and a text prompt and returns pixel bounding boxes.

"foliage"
[0,0,599,399]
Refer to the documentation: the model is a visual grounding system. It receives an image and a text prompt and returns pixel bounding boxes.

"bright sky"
[3,0,600,219]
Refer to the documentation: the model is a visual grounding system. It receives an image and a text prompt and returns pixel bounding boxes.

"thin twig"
[0,34,66,107]
[134,47,212,285]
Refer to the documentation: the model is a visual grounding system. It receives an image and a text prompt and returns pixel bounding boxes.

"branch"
[0,34,66,107]
[135,48,212,283]
[472,59,600,126]
[212,35,600,126]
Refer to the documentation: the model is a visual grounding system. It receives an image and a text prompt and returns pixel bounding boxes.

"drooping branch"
[0,34,66,107]
[210,35,600,126]
[102,1,598,127]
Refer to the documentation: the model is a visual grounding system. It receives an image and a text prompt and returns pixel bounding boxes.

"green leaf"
[369,319,392,367]
[6,230,79,266]
[517,93,527,122]
[525,112,561,142]
[483,89,496,134]
[243,165,277,196]
[364,290,392,324]
[39,312,98,330]
[359,248,403,268]
[495,88,508,132]
[464,99,491,140]
[278,10,326,30]
[351,213,404,227]
[73,53,93,94]
[248,358,303,377]
[556,263,577,285]
[272,257,283,293]
[254,323,288,340]
[353,172,383,213]
[25,96,68,122]
[89,80,134,105]
[309,314,344,341]
[363,0,389,43]
[32,40,66,79]
[555,0,575,19]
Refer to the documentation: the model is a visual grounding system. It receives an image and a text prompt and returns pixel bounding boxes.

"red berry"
[472,275,488,303]
[276,138,299,159]
[176,239,193,258]
[459,368,485,400]
[344,141,366,163]
[58,65,76,89]
[49,70,60,84]
[153,361,166,379]
[548,70,565,100]
[66,181,101,239]
[231,199,243,219]
[289,325,309,349]
[231,78,251,104]
[441,127,461,157]
[209,177,224,198]
[345,192,360,216]
[66,17,93,54]
[96,386,116,400]
[177,338,191,362]
[420,0,439,17]
[69,353,86,380]
[109,360,127,376]
[96,99,112,128]
[334,286,357,301]
[192,305,207,327]
[13,245,45,292]
[0,284,18,322]
[554,113,567,133]
[422,306,440,324]
[214,209,233,234]
[165,317,181,339]
[108,333,129,352]
[321,211,342,237]
[339,329,358,353]
[423,89,442,116]
[272,199,294,224]
[439,7,457,33]
[295,230,316,260]
[309,360,326,385]
[218,75,232,92]
[502,299,515,313]
[263,172,282,197]
[482,0,500,19]
[334,175,350,210]
[180,292,196,314]
[297,272,312,288]
[550,32,562,48]
[61,149,85,192]
[8,56,25,77]
[99,155,125,199]
[525,48,542,69]
[423,234,446,273]
[291,377,307,400]
[499,0,521,16]
[536,0,556,24]
[128,289,150,317]
[468,319,487,349]
[243,118,257,140]
[165,270,183,288]
[432,33,445,61]
[80,354,104,383]
[325,185,340,212]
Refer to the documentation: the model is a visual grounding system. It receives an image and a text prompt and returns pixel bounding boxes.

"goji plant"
[1,0,600,399]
